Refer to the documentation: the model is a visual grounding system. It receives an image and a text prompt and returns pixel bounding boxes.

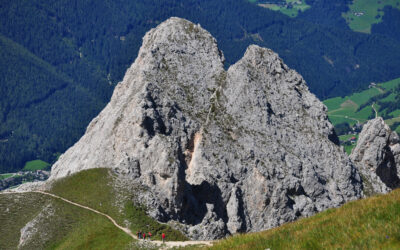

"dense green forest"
[0,34,103,172]
[1,0,400,172]
[372,6,400,42]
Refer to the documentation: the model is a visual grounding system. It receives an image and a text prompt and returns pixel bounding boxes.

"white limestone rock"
[350,117,400,195]
[48,17,362,239]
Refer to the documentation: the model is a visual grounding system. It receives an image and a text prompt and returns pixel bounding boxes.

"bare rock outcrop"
[350,117,400,195]
[48,17,362,239]
[18,204,54,249]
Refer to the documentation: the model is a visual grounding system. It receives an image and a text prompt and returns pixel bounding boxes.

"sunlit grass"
[23,159,50,171]
[0,192,133,249]
[206,189,400,249]
[50,168,187,241]
[324,77,400,127]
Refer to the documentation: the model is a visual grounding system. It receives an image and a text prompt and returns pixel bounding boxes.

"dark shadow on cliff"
[377,148,400,189]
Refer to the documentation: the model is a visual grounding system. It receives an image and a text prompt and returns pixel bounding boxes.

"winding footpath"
[1,190,213,249]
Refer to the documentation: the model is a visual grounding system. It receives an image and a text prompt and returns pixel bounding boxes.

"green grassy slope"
[204,189,400,250]
[50,168,187,241]
[0,168,186,249]
[0,192,133,250]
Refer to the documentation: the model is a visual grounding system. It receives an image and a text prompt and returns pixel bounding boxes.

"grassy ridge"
[0,193,133,250]
[47,198,133,250]
[50,168,187,241]
[0,193,49,249]
[206,189,400,249]
[0,168,187,249]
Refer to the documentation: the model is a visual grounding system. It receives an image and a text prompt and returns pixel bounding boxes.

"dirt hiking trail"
[1,190,213,249]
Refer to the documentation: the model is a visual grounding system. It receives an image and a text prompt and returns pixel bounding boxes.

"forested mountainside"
[0,34,104,171]
[372,6,400,42]
[1,0,400,172]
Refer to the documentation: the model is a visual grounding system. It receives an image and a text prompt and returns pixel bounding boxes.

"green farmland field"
[23,159,50,171]
[342,0,400,33]
[339,134,359,155]
[324,77,400,130]
[0,173,14,180]
[251,0,311,17]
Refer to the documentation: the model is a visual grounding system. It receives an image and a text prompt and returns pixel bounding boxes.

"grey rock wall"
[350,117,400,195]
[48,17,362,239]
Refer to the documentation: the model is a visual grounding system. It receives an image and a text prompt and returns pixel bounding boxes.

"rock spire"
[351,117,400,195]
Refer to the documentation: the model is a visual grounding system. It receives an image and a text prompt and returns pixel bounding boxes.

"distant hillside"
[342,0,400,33]
[323,77,400,154]
[0,34,105,173]
[208,189,400,249]
[251,0,311,18]
[2,0,400,172]
[324,77,400,133]
[250,0,400,34]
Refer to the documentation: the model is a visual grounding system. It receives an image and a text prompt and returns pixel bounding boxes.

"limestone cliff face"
[49,17,362,239]
[350,118,400,195]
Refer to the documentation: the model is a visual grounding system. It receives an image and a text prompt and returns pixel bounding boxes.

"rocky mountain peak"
[350,117,400,195]
[47,17,362,239]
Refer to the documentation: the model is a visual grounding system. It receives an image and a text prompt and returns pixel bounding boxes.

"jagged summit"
[351,117,400,195]
[47,17,362,239]
[50,17,224,180]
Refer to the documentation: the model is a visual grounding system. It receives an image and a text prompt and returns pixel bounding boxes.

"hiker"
[162,232,165,243]
[143,232,146,241]
[136,231,139,239]
[148,232,152,241]
[139,230,142,239]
